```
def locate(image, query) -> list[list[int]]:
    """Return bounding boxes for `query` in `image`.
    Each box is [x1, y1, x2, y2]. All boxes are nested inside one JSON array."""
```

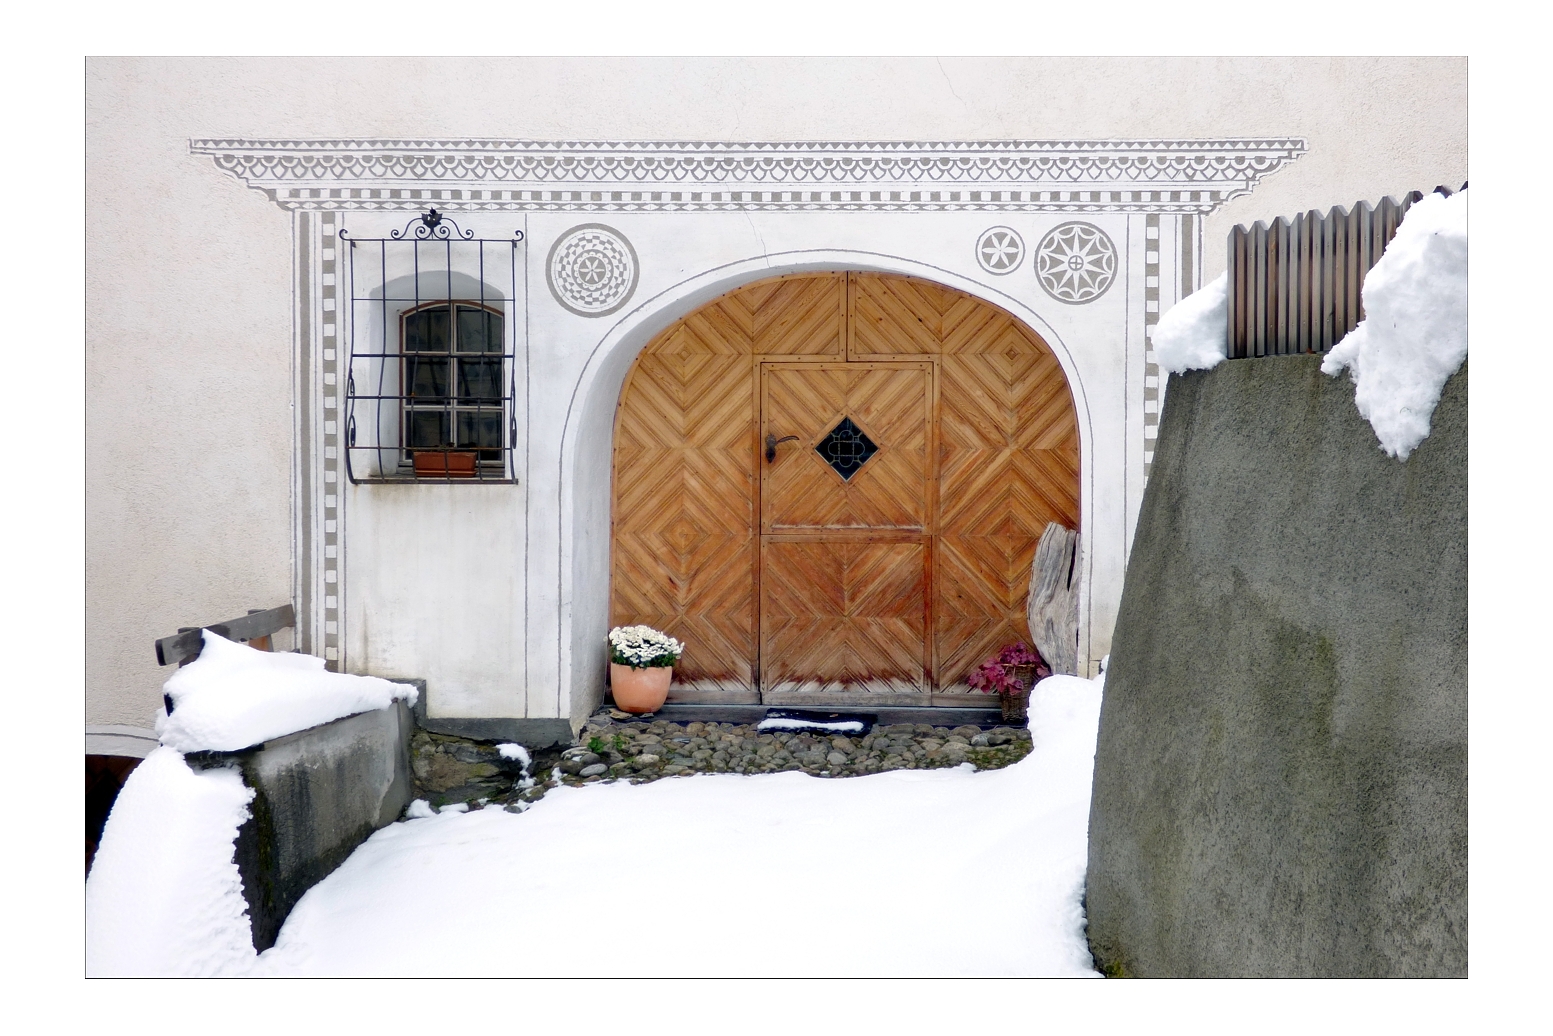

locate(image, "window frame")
[[397, 298, 509, 473]]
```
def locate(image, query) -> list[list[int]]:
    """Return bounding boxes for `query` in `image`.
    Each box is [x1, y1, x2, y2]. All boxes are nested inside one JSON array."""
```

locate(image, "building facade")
[[87, 58, 1467, 750]]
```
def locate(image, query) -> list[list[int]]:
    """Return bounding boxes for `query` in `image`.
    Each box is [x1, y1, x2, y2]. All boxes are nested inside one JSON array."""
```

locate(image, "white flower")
[[607, 625, 684, 667]]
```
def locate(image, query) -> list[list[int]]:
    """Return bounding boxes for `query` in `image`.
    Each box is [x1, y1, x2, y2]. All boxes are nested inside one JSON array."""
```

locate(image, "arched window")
[[400, 301, 505, 476], [341, 213, 521, 484]]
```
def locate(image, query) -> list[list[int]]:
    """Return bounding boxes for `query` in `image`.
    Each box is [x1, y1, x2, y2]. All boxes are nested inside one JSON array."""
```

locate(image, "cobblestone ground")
[[409, 711, 1033, 812]]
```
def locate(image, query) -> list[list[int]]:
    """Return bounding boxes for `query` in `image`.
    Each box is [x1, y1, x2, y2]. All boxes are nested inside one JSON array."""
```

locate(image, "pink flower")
[[966, 642, 1051, 694]]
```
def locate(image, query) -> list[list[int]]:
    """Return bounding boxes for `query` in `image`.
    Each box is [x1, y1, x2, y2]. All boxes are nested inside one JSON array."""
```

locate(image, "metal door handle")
[[765, 433, 800, 463]]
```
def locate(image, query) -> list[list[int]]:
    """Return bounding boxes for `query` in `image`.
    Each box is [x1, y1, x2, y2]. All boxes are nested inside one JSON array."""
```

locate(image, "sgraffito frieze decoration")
[[191, 138, 1305, 214], [975, 226, 1025, 275], [1035, 221, 1118, 304], [546, 223, 639, 317]]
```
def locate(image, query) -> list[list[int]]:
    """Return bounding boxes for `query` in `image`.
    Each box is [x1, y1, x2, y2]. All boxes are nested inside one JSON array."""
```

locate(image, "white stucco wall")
[[87, 57, 1466, 736]]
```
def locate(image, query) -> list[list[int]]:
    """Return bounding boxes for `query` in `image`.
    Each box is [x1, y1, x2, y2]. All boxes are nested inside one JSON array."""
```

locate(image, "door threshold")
[[597, 701, 1012, 730]]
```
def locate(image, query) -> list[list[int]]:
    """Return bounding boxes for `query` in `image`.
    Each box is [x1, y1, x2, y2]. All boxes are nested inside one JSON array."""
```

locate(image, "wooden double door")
[[611, 272, 1079, 706]]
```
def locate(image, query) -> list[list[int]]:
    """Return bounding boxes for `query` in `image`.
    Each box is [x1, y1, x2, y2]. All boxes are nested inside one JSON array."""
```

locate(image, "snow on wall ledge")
[[1154, 189, 1468, 461], [1153, 271, 1228, 375], [1322, 189, 1468, 459], [89, 700, 416, 973], [158, 631, 417, 753]]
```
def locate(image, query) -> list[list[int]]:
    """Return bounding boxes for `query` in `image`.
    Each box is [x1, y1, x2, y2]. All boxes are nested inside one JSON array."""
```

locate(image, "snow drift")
[[1155, 189, 1467, 461], [1322, 189, 1468, 460], [251, 673, 1105, 978], [86, 747, 259, 977], [88, 636, 423, 975], [89, 668, 1107, 977], [1154, 271, 1228, 374]]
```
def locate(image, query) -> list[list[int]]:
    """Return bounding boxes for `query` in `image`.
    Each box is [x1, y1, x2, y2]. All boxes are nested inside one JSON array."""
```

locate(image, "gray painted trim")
[[1142, 214, 1162, 478], [192, 137, 1307, 215], [87, 725, 159, 759], [295, 211, 313, 654], [1181, 213, 1195, 299], [522, 213, 532, 718], [403, 679, 574, 748]]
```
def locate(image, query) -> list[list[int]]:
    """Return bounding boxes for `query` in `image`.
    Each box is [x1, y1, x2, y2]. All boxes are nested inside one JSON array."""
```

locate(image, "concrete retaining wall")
[[188, 699, 414, 951], [1085, 355, 1466, 977]]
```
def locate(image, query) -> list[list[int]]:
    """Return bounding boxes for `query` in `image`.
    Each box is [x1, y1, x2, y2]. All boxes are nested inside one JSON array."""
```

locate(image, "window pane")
[[406, 357, 449, 399], [405, 307, 451, 352], [456, 307, 502, 353], [457, 409, 503, 450], [457, 359, 503, 401], [407, 409, 450, 449]]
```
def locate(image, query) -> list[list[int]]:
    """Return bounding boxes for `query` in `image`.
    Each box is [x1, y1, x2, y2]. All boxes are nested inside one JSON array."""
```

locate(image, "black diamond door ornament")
[[815, 417, 878, 480]]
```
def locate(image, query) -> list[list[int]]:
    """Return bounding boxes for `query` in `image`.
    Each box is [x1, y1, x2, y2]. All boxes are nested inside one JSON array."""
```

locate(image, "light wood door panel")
[[761, 363, 932, 532], [751, 273, 847, 356], [758, 360, 934, 700], [760, 539, 929, 703], [612, 271, 1079, 706], [611, 273, 846, 701], [850, 272, 951, 357], [850, 274, 1080, 695], [612, 309, 757, 698]]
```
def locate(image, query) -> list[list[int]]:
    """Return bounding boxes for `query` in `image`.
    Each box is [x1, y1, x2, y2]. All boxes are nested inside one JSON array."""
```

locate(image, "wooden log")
[[154, 604, 296, 666], [1026, 523, 1080, 676]]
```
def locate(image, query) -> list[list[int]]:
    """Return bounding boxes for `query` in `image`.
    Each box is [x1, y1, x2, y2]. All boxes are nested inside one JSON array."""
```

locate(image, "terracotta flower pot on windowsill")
[[610, 663, 672, 714], [413, 451, 478, 478]]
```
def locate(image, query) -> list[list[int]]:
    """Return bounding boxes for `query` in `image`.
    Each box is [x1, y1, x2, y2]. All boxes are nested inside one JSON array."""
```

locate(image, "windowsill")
[[347, 476, 518, 486]]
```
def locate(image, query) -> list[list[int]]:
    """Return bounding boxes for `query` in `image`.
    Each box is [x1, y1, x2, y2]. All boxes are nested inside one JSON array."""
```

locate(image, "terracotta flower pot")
[[413, 450, 478, 478], [610, 662, 672, 713]]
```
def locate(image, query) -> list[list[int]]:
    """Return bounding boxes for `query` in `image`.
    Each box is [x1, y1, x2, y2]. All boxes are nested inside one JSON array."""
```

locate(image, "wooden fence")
[[154, 603, 295, 667], [1226, 183, 1465, 359]]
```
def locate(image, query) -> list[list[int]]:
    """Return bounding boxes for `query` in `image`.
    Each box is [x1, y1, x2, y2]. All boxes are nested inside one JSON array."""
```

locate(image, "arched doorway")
[[610, 271, 1079, 707]]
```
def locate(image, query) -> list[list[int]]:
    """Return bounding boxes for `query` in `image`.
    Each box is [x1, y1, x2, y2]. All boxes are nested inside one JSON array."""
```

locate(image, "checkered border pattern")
[[1142, 215, 1162, 477], [320, 212, 341, 669]]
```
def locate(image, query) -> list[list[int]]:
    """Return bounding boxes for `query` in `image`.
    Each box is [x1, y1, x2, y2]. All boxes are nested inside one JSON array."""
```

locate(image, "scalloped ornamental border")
[[193, 138, 1305, 213]]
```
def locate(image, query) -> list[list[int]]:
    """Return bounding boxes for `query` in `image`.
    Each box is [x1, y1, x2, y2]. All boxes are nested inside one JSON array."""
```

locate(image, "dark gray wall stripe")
[[296, 211, 313, 655]]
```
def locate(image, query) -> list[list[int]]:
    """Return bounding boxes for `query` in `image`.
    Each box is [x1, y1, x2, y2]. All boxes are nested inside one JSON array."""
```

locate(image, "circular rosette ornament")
[[1034, 222, 1118, 304], [975, 226, 1025, 275], [547, 224, 640, 317]]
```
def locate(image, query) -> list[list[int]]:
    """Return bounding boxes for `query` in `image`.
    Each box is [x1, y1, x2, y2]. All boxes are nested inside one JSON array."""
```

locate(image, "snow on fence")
[[1226, 183, 1465, 359]]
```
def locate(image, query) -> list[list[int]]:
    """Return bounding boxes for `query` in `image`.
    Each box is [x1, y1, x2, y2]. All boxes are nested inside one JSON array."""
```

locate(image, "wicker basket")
[[999, 664, 1039, 724]]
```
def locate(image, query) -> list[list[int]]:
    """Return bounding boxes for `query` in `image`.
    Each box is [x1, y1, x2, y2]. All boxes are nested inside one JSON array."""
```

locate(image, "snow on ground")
[[248, 673, 1105, 978], [1155, 271, 1229, 374], [158, 630, 417, 753], [496, 742, 531, 768], [1323, 189, 1468, 460], [86, 747, 258, 977], [87, 668, 1104, 977]]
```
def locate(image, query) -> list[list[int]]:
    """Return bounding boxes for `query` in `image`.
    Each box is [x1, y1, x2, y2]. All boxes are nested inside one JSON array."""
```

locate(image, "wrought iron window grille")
[[340, 211, 524, 484], [816, 417, 878, 480]]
